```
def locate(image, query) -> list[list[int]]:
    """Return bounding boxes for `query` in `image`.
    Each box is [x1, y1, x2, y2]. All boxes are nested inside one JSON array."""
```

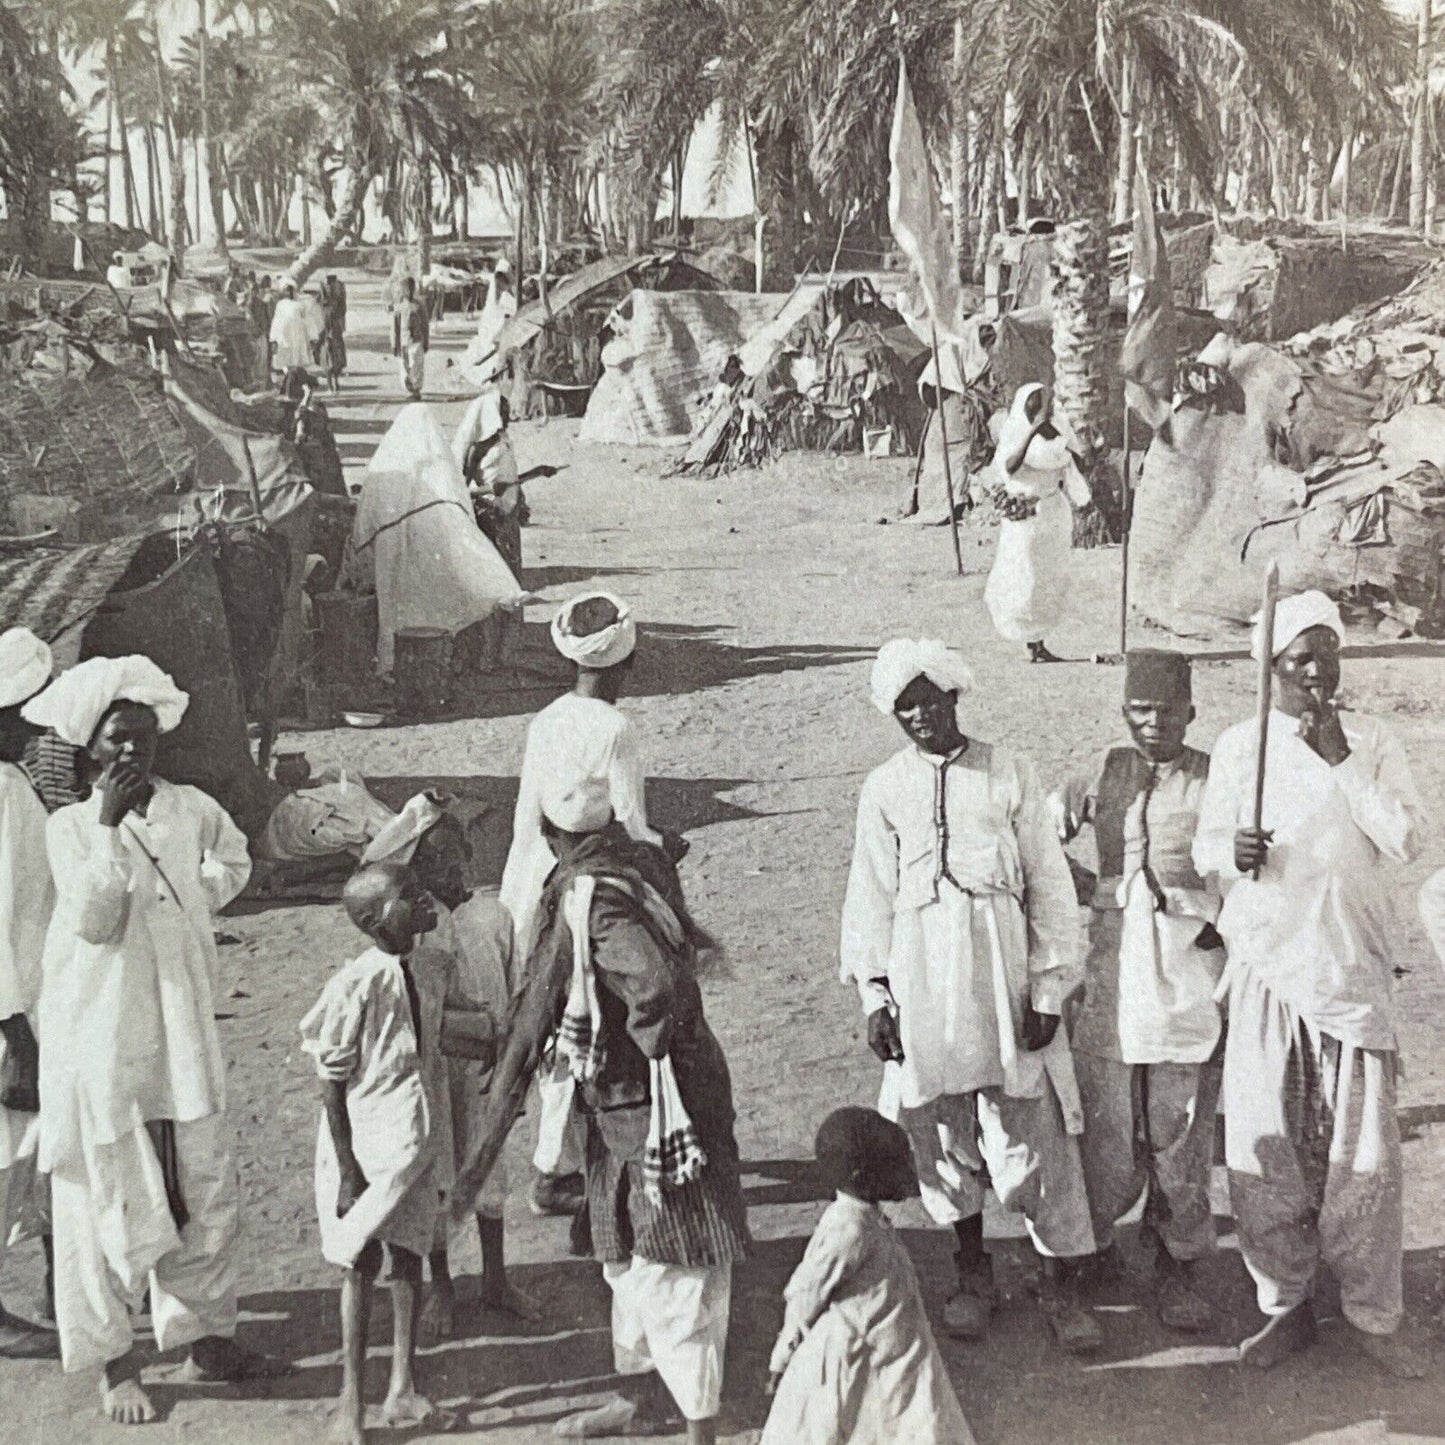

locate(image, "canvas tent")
[[0, 533, 281, 839], [456, 251, 722, 411], [677, 280, 930, 473], [1131, 338, 1445, 637], [580, 289, 826, 447]]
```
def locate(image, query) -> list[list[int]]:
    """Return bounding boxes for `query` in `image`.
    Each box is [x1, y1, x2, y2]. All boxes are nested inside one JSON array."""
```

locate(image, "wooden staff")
[[1119, 409, 1132, 655], [450, 937, 572, 1222], [931, 325, 964, 575], [1251, 560, 1281, 879]]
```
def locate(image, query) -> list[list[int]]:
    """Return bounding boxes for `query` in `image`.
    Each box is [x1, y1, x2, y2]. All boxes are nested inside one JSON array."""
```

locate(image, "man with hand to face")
[[841, 640, 1100, 1354], [1053, 651, 1224, 1332], [1193, 592, 1426, 1376], [22, 655, 285, 1423]]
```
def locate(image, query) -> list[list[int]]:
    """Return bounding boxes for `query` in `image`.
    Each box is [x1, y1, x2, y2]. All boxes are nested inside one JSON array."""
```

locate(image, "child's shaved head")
[[344, 862, 436, 954]]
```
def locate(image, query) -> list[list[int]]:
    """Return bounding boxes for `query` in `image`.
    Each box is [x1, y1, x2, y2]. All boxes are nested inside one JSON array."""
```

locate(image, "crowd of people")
[[0, 558, 1436, 1442]]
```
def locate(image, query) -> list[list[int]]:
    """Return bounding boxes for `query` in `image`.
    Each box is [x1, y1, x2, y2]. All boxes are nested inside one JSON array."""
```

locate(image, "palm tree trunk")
[[949, 21, 970, 277], [973, 145, 997, 284], [1112, 59, 1134, 226], [1389, 134, 1409, 218], [1411, 0, 1432, 230], [1052, 101, 1120, 547], [145, 126, 161, 238], [282, 156, 369, 289], [103, 82, 114, 225], [197, 0, 228, 258]]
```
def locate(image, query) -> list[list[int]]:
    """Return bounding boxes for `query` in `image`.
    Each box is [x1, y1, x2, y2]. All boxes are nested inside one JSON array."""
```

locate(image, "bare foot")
[[478, 1279, 541, 1323], [184, 1335, 292, 1382], [0, 1304, 56, 1359], [101, 1375, 157, 1426], [326, 1398, 366, 1445], [380, 1389, 459, 1431], [420, 1283, 456, 1344], [1350, 1325, 1428, 1379]]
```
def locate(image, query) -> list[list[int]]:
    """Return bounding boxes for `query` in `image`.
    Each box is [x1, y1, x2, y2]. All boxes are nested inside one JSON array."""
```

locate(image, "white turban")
[[361, 791, 447, 867], [551, 591, 637, 670], [870, 639, 975, 715], [539, 773, 614, 834], [1252, 589, 1344, 662], [21, 654, 189, 748], [0, 628, 52, 710]]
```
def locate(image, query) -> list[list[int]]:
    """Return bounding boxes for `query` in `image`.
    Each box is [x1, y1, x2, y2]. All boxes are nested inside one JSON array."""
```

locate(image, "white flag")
[[889, 58, 964, 345]]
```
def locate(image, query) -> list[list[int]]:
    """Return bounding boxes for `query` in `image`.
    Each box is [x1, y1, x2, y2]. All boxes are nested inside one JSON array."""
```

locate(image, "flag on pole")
[[889, 57, 965, 345], [1120, 162, 1176, 432]]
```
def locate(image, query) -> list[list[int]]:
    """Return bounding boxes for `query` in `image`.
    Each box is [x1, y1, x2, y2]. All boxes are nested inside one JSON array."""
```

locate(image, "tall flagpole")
[[1119, 408, 1131, 655], [932, 325, 964, 575]]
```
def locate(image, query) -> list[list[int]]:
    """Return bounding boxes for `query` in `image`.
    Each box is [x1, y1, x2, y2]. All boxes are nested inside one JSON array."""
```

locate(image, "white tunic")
[[499, 693, 661, 958], [269, 295, 320, 370], [983, 431, 1090, 644], [1192, 710, 1419, 1049], [300, 947, 435, 1265], [38, 780, 251, 1175], [1420, 866, 1445, 969], [840, 741, 1082, 1112], [0, 763, 52, 1171]]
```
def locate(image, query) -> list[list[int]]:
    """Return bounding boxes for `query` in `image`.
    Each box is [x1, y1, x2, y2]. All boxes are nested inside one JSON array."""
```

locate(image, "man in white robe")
[[0, 628, 57, 1357], [499, 592, 684, 1217], [269, 280, 320, 375], [841, 639, 1100, 1352], [1193, 591, 1425, 1377], [22, 655, 286, 1423]]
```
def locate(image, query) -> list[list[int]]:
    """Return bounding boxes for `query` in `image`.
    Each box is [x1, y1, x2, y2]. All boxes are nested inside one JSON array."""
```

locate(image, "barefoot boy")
[[301, 861, 495, 1442], [362, 794, 537, 1338]]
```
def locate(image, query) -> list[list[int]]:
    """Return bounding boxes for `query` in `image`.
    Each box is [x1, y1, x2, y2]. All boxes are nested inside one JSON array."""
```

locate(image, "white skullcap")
[[539, 773, 614, 834], [551, 591, 638, 670], [870, 639, 975, 715], [21, 654, 188, 747], [361, 791, 447, 867], [1252, 589, 1345, 662], [0, 628, 53, 710]]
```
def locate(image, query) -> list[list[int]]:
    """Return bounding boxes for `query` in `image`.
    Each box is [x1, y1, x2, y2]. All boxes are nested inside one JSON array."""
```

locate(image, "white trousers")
[[895, 1085, 1096, 1258], [532, 1050, 585, 1177], [51, 1114, 240, 1372], [604, 1257, 732, 1421], [398, 342, 426, 396]]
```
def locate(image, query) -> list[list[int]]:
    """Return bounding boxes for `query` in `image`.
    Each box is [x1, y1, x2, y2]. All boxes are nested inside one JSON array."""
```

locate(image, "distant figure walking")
[[393, 277, 430, 400], [983, 384, 1091, 664], [317, 274, 348, 391], [270, 280, 320, 378]]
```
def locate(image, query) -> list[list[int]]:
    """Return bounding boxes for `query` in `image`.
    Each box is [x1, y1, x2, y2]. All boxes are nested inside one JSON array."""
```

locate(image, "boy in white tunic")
[[23, 655, 285, 1423], [499, 592, 684, 1215], [842, 639, 1099, 1353], [1193, 591, 1425, 1377], [362, 793, 537, 1337], [301, 861, 495, 1444], [1053, 650, 1224, 1332], [0, 628, 57, 1358]]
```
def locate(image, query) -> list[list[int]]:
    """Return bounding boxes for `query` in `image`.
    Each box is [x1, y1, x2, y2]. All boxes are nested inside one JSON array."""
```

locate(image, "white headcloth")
[[0, 628, 53, 710], [870, 638, 975, 715], [1251, 589, 1344, 662], [361, 791, 448, 867], [551, 591, 637, 670], [539, 772, 614, 834], [22, 654, 188, 747]]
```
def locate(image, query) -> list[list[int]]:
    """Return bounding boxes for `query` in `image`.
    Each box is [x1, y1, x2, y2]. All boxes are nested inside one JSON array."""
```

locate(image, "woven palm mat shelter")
[[0, 533, 279, 837]]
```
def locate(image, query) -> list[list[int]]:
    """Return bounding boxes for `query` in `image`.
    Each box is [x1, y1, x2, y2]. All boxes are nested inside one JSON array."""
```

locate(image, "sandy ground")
[[3, 277, 1445, 1444]]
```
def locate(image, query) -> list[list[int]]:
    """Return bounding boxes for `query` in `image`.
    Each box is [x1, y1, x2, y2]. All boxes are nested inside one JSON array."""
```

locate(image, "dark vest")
[[1093, 745, 1210, 892]]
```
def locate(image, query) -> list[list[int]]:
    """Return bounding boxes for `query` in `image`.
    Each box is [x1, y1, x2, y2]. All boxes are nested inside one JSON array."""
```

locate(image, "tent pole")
[[1119, 408, 1131, 655], [931, 325, 963, 575], [904, 406, 931, 518]]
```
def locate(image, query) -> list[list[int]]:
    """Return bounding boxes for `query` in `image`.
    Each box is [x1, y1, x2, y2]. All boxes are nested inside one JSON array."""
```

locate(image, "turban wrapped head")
[[22, 654, 188, 748], [1252, 589, 1344, 662], [551, 591, 637, 671], [539, 772, 614, 835], [361, 791, 449, 867], [0, 628, 53, 710], [1124, 649, 1191, 705], [870, 638, 974, 715]]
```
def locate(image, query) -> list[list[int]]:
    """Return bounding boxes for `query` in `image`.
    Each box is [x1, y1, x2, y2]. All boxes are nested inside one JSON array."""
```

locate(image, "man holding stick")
[[1192, 590, 1425, 1376]]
